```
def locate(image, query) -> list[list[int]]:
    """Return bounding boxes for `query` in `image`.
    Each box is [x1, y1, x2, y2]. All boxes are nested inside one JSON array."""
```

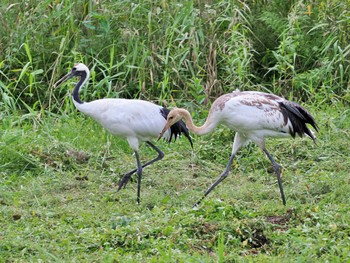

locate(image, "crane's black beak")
[[54, 71, 74, 88]]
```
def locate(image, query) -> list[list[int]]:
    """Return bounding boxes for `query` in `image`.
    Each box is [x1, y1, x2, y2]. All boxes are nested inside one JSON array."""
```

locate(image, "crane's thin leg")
[[134, 151, 142, 204], [262, 148, 286, 206], [193, 153, 236, 208], [193, 133, 246, 208], [117, 142, 164, 191]]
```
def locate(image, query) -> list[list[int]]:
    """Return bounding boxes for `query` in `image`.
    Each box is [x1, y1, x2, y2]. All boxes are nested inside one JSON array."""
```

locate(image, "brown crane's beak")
[[157, 122, 172, 141], [54, 71, 74, 88]]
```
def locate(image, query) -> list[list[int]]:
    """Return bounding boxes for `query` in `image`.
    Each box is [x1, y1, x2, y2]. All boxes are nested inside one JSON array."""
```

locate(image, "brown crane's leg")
[[192, 152, 236, 208], [193, 133, 286, 208], [262, 148, 286, 205], [193, 133, 246, 208]]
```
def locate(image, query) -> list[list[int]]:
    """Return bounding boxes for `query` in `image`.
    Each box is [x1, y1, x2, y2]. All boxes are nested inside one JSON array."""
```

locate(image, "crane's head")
[[157, 108, 185, 140], [54, 63, 90, 88]]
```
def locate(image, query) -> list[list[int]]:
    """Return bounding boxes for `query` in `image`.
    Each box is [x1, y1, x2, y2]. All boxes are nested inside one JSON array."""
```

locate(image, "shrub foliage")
[[0, 0, 349, 113]]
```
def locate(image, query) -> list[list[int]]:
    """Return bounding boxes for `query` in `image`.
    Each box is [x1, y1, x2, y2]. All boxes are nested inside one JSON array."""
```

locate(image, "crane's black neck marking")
[[72, 71, 87, 104]]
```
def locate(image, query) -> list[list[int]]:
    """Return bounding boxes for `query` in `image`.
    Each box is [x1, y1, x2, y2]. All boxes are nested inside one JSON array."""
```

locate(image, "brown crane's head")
[[158, 108, 185, 140]]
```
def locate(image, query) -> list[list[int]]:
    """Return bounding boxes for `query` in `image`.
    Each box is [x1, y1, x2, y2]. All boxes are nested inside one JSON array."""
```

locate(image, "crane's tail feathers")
[[305, 130, 317, 145], [279, 102, 319, 143], [160, 107, 193, 148], [169, 119, 193, 148]]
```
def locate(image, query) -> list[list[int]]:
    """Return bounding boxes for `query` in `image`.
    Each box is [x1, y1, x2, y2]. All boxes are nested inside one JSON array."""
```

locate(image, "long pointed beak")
[[54, 72, 73, 88], [157, 122, 172, 141]]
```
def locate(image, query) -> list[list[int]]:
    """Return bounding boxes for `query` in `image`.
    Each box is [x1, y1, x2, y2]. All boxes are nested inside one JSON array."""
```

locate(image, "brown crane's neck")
[[177, 108, 218, 136]]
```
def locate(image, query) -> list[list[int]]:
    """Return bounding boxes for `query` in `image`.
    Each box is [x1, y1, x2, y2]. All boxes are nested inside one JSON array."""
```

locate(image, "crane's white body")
[[204, 91, 297, 147], [75, 99, 170, 151]]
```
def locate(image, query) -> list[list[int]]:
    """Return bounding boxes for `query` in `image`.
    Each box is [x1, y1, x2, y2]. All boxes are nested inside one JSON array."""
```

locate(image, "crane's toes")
[[117, 173, 133, 191], [117, 180, 128, 191]]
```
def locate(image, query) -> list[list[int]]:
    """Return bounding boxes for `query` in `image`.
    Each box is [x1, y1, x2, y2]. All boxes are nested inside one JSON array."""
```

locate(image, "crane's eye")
[[169, 116, 174, 120], [72, 67, 77, 71]]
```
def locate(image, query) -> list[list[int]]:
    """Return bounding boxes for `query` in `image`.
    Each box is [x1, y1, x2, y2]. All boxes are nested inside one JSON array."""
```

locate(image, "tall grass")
[[0, 0, 349, 116], [248, 0, 350, 101]]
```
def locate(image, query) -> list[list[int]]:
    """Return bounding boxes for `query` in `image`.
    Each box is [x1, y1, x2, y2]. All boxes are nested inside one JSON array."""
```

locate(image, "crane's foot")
[[117, 172, 133, 191]]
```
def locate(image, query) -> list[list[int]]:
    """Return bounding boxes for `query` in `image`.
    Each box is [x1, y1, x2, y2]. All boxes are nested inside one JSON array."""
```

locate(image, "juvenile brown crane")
[[158, 90, 318, 207]]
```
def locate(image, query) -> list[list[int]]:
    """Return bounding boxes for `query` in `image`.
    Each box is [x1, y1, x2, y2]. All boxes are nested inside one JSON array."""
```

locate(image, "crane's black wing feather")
[[279, 101, 318, 143]]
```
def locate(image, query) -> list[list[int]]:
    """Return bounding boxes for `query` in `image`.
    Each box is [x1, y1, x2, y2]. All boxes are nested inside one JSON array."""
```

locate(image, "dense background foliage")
[[1, 0, 349, 115]]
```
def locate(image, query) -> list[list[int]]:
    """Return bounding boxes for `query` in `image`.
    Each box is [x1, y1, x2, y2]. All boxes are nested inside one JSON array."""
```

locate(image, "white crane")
[[158, 90, 318, 207], [54, 63, 193, 204]]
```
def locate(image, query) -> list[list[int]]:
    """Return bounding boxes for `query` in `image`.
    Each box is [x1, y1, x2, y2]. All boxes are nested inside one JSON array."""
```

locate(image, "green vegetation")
[[1, 0, 349, 261]]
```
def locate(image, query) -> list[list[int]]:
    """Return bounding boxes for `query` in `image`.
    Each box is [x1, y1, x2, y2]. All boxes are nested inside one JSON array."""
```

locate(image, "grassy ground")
[[0, 102, 349, 262]]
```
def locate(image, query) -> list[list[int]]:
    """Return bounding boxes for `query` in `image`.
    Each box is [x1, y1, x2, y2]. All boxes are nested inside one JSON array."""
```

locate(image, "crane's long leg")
[[134, 151, 142, 204], [117, 141, 164, 191], [262, 148, 286, 206], [193, 133, 246, 208], [192, 153, 236, 208]]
